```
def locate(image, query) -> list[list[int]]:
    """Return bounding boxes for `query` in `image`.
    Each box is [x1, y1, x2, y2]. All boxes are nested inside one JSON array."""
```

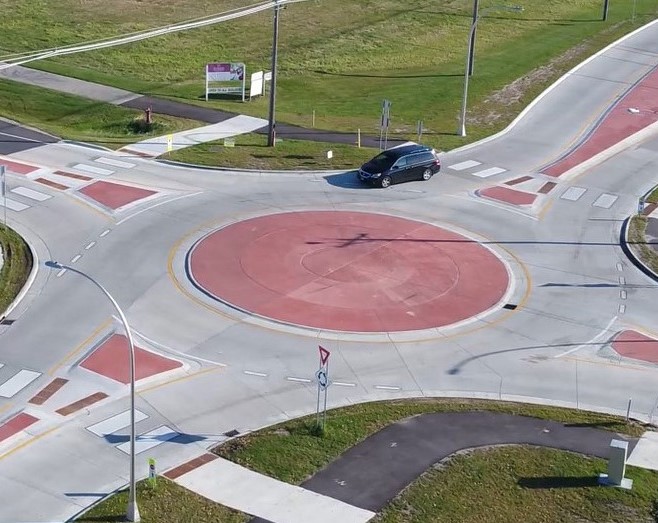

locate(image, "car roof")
[[385, 144, 431, 159]]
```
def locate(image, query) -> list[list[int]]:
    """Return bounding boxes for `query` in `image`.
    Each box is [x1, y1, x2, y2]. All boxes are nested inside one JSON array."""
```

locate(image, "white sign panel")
[[206, 63, 245, 82], [250, 71, 264, 98]]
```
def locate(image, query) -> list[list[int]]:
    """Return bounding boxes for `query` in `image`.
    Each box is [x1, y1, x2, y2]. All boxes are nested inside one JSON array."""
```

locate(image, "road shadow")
[[564, 421, 622, 430], [518, 476, 600, 489], [103, 431, 207, 445], [324, 171, 370, 189]]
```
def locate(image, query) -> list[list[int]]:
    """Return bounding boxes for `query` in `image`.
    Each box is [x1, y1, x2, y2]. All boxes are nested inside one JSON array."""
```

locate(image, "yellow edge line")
[[563, 355, 651, 372], [139, 366, 222, 395], [47, 319, 112, 376], [0, 403, 13, 416], [61, 191, 115, 222], [0, 425, 60, 462]]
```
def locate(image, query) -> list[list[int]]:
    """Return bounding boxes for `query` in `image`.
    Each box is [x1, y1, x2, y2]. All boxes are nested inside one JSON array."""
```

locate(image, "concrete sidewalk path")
[[171, 455, 375, 523], [118, 115, 267, 157]]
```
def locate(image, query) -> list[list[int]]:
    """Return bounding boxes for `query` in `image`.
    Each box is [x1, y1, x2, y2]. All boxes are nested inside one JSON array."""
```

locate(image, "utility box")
[[598, 439, 633, 489]]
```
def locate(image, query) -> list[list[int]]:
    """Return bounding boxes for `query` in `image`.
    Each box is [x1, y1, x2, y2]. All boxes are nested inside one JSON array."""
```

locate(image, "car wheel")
[[380, 176, 392, 188], [422, 168, 433, 181]]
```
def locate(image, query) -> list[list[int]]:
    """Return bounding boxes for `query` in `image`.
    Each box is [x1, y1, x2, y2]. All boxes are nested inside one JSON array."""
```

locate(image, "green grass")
[[168, 132, 379, 169], [1, 0, 657, 150], [646, 186, 658, 204], [629, 215, 658, 274], [373, 447, 658, 523], [76, 477, 248, 523], [0, 79, 202, 148], [214, 399, 646, 485], [0, 224, 33, 316]]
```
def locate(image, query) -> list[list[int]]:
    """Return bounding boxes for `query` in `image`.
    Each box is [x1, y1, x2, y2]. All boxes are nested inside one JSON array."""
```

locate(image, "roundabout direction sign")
[[316, 369, 329, 390]]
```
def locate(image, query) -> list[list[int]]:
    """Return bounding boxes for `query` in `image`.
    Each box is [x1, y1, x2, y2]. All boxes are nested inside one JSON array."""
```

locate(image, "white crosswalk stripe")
[[593, 193, 618, 209], [87, 410, 149, 437], [94, 157, 136, 169], [72, 164, 114, 176], [0, 370, 41, 398], [448, 160, 482, 171], [561, 187, 587, 201], [116, 425, 180, 454], [11, 186, 51, 201], [0, 198, 29, 211], [472, 167, 507, 178]]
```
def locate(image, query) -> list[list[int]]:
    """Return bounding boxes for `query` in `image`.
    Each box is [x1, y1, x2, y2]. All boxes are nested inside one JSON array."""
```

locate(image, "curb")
[[620, 211, 658, 284], [155, 158, 350, 176], [0, 226, 38, 321]]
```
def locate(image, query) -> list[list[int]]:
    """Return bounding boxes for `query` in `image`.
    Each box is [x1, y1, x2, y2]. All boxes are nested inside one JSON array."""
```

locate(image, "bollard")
[[626, 398, 632, 422], [357, 129, 361, 148]]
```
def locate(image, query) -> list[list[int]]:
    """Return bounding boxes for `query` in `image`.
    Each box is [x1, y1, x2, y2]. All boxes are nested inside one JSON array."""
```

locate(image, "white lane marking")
[[56, 269, 67, 278], [85, 242, 96, 250], [95, 157, 136, 169], [70, 254, 81, 264], [554, 316, 617, 358], [72, 163, 114, 176], [286, 377, 311, 383], [100, 229, 111, 237], [11, 187, 51, 201], [472, 167, 506, 178], [616, 263, 623, 272], [115, 191, 203, 226], [0, 130, 41, 143], [244, 370, 267, 377], [448, 160, 481, 171], [0, 198, 29, 212], [131, 327, 226, 367], [620, 290, 627, 300], [619, 304, 626, 314], [619, 276, 626, 285], [0, 364, 4, 370], [0, 370, 41, 398], [561, 187, 587, 201], [593, 193, 618, 209], [374, 385, 401, 391], [333, 382, 356, 387], [87, 410, 149, 437], [116, 425, 179, 454]]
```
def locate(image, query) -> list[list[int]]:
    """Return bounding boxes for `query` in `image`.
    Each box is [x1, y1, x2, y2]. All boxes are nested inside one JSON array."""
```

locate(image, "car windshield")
[[369, 151, 399, 169]]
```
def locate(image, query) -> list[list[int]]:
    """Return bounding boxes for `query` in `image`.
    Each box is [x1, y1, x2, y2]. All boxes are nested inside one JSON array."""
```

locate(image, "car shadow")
[[324, 171, 373, 189]]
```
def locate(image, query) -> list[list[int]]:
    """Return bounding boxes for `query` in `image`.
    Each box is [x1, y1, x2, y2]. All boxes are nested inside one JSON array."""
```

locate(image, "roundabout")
[[187, 211, 511, 333]]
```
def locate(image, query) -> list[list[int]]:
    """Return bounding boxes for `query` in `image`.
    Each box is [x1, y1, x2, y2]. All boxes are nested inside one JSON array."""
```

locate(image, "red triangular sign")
[[319, 345, 330, 365]]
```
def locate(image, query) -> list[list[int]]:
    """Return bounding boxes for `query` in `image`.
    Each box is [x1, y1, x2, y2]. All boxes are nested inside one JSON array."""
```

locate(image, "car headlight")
[[372, 172, 381, 177]]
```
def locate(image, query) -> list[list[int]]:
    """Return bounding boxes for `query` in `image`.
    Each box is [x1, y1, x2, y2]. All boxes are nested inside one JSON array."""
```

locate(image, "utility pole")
[[267, 0, 281, 147], [468, 0, 480, 76], [602, 0, 609, 21]]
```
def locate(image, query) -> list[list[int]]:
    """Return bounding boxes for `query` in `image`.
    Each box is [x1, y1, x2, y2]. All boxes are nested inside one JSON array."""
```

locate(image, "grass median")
[[0, 224, 33, 316], [1, 1, 657, 152], [628, 185, 658, 273], [167, 132, 379, 170]]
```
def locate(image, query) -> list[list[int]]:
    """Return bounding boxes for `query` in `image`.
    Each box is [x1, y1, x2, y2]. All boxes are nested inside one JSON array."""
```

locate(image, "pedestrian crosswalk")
[[0, 368, 42, 398], [85, 409, 180, 454]]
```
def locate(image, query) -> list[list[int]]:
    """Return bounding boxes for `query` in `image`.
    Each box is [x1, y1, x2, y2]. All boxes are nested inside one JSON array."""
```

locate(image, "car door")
[[390, 156, 409, 183], [403, 153, 424, 181]]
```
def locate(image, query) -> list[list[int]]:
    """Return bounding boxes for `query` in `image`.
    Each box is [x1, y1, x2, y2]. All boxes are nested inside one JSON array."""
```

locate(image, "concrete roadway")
[[0, 20, 658, 523]]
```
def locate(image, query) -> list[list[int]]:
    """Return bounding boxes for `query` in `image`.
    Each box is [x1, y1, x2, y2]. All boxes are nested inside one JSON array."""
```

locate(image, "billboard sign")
[[206, 62, 246, 101]]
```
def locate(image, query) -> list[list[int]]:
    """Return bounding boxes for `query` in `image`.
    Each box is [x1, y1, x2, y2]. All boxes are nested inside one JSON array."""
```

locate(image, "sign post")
[[315, 345, 331, 430], [148, 458, 157, 488], [1, 166, 6, 228], [166, 134, 173, 154], [379, 100, 391, 150]]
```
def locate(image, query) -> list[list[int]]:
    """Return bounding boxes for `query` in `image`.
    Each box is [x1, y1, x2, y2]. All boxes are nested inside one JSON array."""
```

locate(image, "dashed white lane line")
[[593, 193, 618, 209], [11, 186, 51, 201], [448, 160, 481, 171], [620, 290, 627, 300], [617, 263, 623, 272], [87, 410, 149, 437], [374, 385, 401, 391], [471, 167, 506, 178], [72, 163, 114, 176], [85, 242, 96, 250], [333, 382, 356, 387], [100, 229, 111, 237], [619, 276, 626, 285], [244, 370, 267, 377], [94, 157, 136, 169], [561, 187, 587, 201], [0, 370, 41, 398], [56, 269, 66, 278], [286, 377, 311, 383], [619, 304, 626, 314], [70, 254, 81, 264]]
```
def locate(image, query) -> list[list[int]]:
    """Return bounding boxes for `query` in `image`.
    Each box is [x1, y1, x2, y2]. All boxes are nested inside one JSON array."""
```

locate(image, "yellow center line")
[[139, 366, 223, 395], [0, 425, 61, 462]]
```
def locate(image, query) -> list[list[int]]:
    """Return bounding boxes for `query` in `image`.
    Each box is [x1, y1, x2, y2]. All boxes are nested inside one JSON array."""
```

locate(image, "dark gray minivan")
[[358, 144, 441, 188]]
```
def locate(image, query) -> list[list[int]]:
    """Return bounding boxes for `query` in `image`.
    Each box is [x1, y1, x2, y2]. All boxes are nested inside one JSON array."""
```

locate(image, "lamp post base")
[[126, 501, 141, 522]]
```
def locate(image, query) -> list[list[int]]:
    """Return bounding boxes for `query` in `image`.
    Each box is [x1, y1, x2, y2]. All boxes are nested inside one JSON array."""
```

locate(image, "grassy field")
[[0, 79, 201, 148], [373, 447, 658, 523], [76, 477, 248, 523], [1, 1, 657, 151], [215, 399, 645, 485], [0, 225, 33, 316], [168, 132, 379, 169]]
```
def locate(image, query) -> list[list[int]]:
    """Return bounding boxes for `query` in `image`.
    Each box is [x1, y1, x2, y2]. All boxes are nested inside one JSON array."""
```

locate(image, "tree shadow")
[[75, 515, 125, 522], [564, 421, 622, 429], [312, 69, 462, 79], [518, 476, 599, 489]]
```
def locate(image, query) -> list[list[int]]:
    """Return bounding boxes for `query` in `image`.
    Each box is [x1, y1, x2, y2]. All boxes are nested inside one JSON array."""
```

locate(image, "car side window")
[[393, 157, 408, 168], [414, 152, 433, 164]]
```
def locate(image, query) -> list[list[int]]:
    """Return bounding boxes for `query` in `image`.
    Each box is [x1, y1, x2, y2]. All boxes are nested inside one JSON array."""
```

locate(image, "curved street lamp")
[[45, 261, 140, 522], [458, 5, 524, 137]]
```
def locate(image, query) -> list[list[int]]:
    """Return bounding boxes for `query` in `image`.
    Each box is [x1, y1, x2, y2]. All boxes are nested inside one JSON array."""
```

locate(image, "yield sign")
[[319, 345, 330, 366]]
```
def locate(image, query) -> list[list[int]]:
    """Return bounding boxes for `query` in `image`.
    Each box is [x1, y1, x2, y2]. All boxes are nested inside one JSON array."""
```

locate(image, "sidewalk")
[[163, 412, 650, 523], [0, 65, 393, 148]]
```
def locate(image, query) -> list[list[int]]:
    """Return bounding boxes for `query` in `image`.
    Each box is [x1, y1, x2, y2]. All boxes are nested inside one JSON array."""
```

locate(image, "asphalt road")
[[0, 19, 658, 523], [0, 118, 58, 154]]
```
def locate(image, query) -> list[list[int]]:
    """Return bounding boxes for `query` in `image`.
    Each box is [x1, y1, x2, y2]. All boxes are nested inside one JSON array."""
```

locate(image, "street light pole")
[[267, 0, 281, 147], [458, 5, 523, 137], [603, 0, 610, 21], [44, 261, 140, 522], [468, 0, 480, 76]]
